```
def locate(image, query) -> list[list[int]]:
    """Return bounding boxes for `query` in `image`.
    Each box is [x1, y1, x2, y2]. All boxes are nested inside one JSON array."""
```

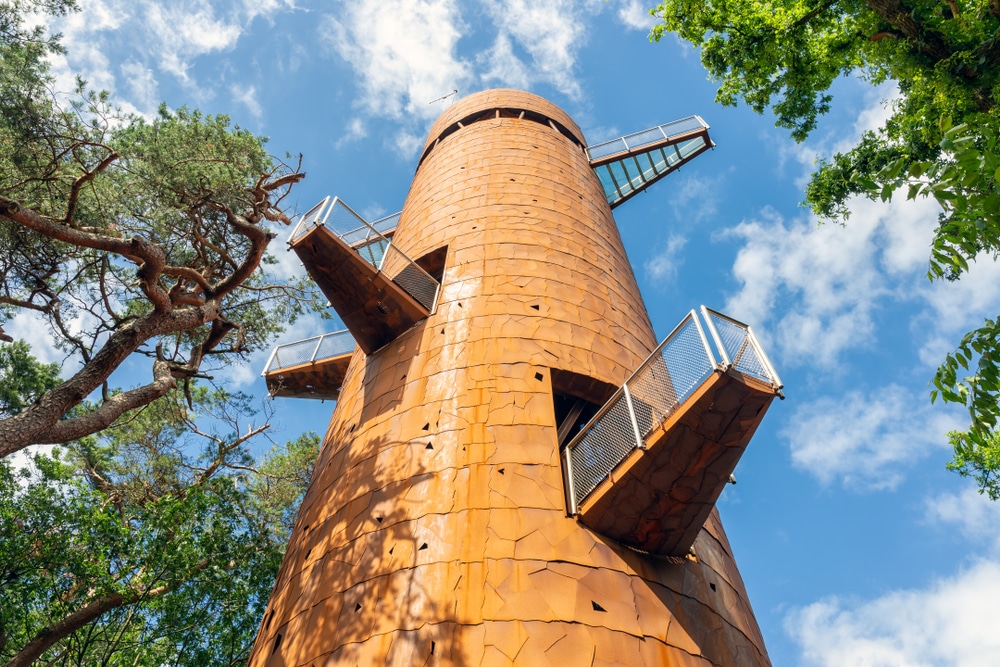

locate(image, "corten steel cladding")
[[250, 90, 771, 666]]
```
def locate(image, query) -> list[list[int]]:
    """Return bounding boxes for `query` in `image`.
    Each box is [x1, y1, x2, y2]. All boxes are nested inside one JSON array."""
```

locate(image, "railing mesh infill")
[[289, 196, 440, 312], [288, 197, 332, 244], [569, 393, 640, 502], [704, 311, 771, 384], [626, 317, 712, 439], [564, 306, 781, 511], [387, 245, 438, 311], [265, 330, 355, 374]]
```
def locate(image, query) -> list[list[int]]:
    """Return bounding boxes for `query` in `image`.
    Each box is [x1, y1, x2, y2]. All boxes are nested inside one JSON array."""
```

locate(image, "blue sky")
[[17, 0, 1000, 664]]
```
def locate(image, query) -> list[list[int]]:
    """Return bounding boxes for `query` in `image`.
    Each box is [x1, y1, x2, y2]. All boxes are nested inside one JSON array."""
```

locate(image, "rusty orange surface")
[[264, 352, 352, 401], [250, 89, 771, 667], [578, 370, 776, 557], [291, 223, 429, 355]]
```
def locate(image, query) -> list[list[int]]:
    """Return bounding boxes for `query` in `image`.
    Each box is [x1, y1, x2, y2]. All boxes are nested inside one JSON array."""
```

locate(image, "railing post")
[[700, 305, 730, 368], [746, 324, 784, 391], [261, 346, 279, 377], [622, 383, 645, 450], [690, 309, 718, 369], [563, 447, 578, 516], [310, 335, 323, 363]]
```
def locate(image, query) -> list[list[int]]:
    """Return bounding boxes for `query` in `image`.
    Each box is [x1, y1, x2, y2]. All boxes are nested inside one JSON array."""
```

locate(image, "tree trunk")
[[5, 594, 125, 667]]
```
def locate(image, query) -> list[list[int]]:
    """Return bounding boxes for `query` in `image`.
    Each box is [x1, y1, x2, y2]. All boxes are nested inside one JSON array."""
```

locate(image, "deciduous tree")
[[0, 384, 319, 666], [651, 0, 1000, 495]]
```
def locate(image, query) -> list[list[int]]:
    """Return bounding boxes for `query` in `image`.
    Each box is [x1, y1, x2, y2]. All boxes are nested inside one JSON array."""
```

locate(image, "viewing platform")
[[562, 307, 782, 556], [262, 329, 355, 400], [587, 116, 713, 209], [287, 197, 437, 355]]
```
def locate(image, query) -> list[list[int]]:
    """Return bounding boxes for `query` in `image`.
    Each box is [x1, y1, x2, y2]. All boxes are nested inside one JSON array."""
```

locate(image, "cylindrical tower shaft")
[[251, 90, 770, 666]]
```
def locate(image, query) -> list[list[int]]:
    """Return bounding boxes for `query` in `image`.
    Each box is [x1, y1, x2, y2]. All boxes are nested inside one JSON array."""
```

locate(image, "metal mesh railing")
[[341, 211, 400, 248], [262, 329, 356, 375], [563, 306, 781, 512], [586, 116, 709, 162], [385, 244, 439, 311], [701, 306, 781, 388], [288, 196, 439, 312], [288, 196, 334, 244]]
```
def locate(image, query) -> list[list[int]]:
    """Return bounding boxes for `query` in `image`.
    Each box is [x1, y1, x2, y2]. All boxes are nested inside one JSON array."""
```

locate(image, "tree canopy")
[[0, 384, 320, 666], [0, 0, 318, 457], [651, 0, 1000, 496]]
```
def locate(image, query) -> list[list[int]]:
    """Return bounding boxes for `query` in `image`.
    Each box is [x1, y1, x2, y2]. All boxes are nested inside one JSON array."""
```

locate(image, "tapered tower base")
[[250, 90, 770, 666]]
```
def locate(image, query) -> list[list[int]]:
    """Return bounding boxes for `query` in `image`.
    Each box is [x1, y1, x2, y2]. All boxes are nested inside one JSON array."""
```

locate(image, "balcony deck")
[[577, 368, 775, 556], [288, 198, 438, 355], [586, 117, 714, 209], [563, 307, 782, 556], [262, 330, 355, 400]]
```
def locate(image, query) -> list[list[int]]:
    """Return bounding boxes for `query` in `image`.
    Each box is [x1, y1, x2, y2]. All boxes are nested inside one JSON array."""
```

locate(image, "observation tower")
[[251, 89, 782, 666]]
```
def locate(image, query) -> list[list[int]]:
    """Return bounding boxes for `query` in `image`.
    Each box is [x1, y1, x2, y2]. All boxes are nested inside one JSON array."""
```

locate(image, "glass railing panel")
[[586, 116, 708, 162], [621, 126, 668, 151], [587, 137, 628, 161], [679, 137, 706, 158]]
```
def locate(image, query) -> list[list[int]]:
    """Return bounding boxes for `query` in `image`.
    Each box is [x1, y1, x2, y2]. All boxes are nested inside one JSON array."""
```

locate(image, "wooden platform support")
[[576, 369, 776, 556], [290, 224, 430, 355], [264, 352, 353, 400]]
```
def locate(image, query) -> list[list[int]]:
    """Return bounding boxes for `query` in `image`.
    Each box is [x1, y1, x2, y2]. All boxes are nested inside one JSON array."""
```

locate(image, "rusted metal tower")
[[252, 89, 782, 666]]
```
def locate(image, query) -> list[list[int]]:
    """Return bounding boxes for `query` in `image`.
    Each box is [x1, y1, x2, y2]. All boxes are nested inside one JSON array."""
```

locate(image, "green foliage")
[[0, 384, 319, 665], [652, 0, 1000, 494], [0, 0, 321, 454], [0, 340, 60, 416]]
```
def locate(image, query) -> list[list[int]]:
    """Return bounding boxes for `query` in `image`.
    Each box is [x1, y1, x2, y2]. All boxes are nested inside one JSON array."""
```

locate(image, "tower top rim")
[[421, 89, 586, 154]]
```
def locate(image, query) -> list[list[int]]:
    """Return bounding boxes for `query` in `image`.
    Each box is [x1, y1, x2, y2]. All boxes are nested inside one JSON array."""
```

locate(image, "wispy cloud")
[[49, 0, 300, 112], [320, 0, 472, 123], [481, 0, 596, 99], [924, 486, 1000, 551], [781, 384, 961, 490], [616, 0, 655, 31], [721, 194, 939, 368], [786, 559, 1000, 666], [230, 84, 263, 122], [644, 235, 686, 285]]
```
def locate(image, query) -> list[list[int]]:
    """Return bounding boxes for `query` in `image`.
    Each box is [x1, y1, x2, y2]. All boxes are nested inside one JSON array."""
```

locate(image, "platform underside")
[[264, 353, 352, 400], [291, 225, 429, 355], [578, 369, 775, 556]]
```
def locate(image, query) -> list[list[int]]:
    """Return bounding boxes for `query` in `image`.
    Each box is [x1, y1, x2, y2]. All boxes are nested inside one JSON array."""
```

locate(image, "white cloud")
[[781, 384, 961, 491], [644, 235, 686, 285], [120, 60, 159, 115], [336, 118, 368, 148], [722, 195, 939, 367], [924, 486, 1000, 550], [786, 559, 1000, 667], [478, 32, 532, 92], [143, 2, 243, 84], [321, 0, 472, 122], [48, 0, 301, 111], [482, 0, 595, 99], [669, 173, 722, 225], [230, 84, 263, 122], [2, 312, 63, 367], [915, 256, 1000, 367], [617, 0, 655, 31], [393, 130, 424, 159]]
